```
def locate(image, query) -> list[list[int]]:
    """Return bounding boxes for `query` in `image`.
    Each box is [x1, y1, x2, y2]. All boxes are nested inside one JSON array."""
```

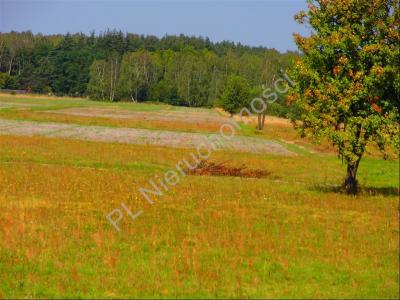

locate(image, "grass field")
[[0, 94, 398, 298]]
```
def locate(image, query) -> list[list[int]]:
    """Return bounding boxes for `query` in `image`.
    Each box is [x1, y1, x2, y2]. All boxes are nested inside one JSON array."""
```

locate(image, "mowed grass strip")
[[0, 109, 226, 134], [0, 135, 398, 298], [0, 94, 230, 134]]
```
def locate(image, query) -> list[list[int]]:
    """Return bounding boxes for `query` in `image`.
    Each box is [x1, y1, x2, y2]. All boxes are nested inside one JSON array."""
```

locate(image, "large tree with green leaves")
[[288, 0, 399, 193]]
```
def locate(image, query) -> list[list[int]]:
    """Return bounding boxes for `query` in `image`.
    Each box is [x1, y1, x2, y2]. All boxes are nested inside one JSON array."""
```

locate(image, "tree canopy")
[[218, 75, 252, 114], [288, 0, 399, 193]]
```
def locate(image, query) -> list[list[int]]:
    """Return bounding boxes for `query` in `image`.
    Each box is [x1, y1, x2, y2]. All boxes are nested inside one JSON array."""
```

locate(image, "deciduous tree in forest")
[[118, 50, 153, 102], [88, 54, 120, 101], [219, 75, 252, 115]]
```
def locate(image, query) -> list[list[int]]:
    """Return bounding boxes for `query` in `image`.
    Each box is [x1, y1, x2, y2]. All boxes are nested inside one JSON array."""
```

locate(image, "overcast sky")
[[0, 0, 309, 52]]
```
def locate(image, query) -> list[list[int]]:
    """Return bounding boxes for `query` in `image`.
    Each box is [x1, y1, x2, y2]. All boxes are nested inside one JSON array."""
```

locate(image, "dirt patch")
[[0, 119, 295, 155], [184, 160, 272, 178]]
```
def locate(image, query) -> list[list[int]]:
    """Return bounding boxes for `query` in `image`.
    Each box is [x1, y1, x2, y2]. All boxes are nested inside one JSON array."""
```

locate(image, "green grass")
[[0, 94, 217, 113], [0, 95, 169, 111]]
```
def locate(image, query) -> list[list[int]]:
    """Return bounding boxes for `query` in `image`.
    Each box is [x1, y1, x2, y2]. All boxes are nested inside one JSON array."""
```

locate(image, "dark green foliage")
[[0, 30, 297, 107], [218, 75, 252, 114], [0, 73, 12, 88]]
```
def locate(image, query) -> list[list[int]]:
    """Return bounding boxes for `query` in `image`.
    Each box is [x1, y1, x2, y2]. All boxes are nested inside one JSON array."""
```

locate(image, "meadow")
[[0, 94, 398, 298]]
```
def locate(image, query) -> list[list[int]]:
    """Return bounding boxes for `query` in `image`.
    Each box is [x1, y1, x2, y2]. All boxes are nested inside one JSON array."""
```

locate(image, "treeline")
[[0, 30, 298, 109]]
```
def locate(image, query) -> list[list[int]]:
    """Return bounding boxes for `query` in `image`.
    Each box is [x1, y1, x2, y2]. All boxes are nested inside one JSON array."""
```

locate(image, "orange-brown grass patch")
[[0, 135, 398, 298]]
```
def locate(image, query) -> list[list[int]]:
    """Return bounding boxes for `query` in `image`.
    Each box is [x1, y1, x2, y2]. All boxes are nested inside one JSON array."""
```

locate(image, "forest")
[[0, 30, 297, 110]]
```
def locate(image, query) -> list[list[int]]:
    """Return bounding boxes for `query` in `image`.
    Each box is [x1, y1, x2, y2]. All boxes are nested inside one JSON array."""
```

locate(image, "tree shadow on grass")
[[310, 184, 399, 196]]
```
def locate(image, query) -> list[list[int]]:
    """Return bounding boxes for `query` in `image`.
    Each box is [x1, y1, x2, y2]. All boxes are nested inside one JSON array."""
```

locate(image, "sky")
[[0, 0, 309, 52]]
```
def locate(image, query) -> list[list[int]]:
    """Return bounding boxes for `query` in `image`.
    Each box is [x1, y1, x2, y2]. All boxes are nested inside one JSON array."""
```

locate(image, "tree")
[[176, 51, 209, 107], [288, 0, 399, 194], [219, 75, 251, 115], [118, 50, 153, 102], [87, 54, 120, 101], [108, 54, 120, 101], [87, 59, 107, 100], [50, 34, 95, 96]]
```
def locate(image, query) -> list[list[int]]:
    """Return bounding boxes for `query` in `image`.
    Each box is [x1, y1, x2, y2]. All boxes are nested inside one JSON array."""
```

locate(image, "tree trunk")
[[8, 58, 13, 75], [257, 114, 262, 130], [261, 111, 266, 129], [343, 157, 361, 194], [256, 111, 266, 130]]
